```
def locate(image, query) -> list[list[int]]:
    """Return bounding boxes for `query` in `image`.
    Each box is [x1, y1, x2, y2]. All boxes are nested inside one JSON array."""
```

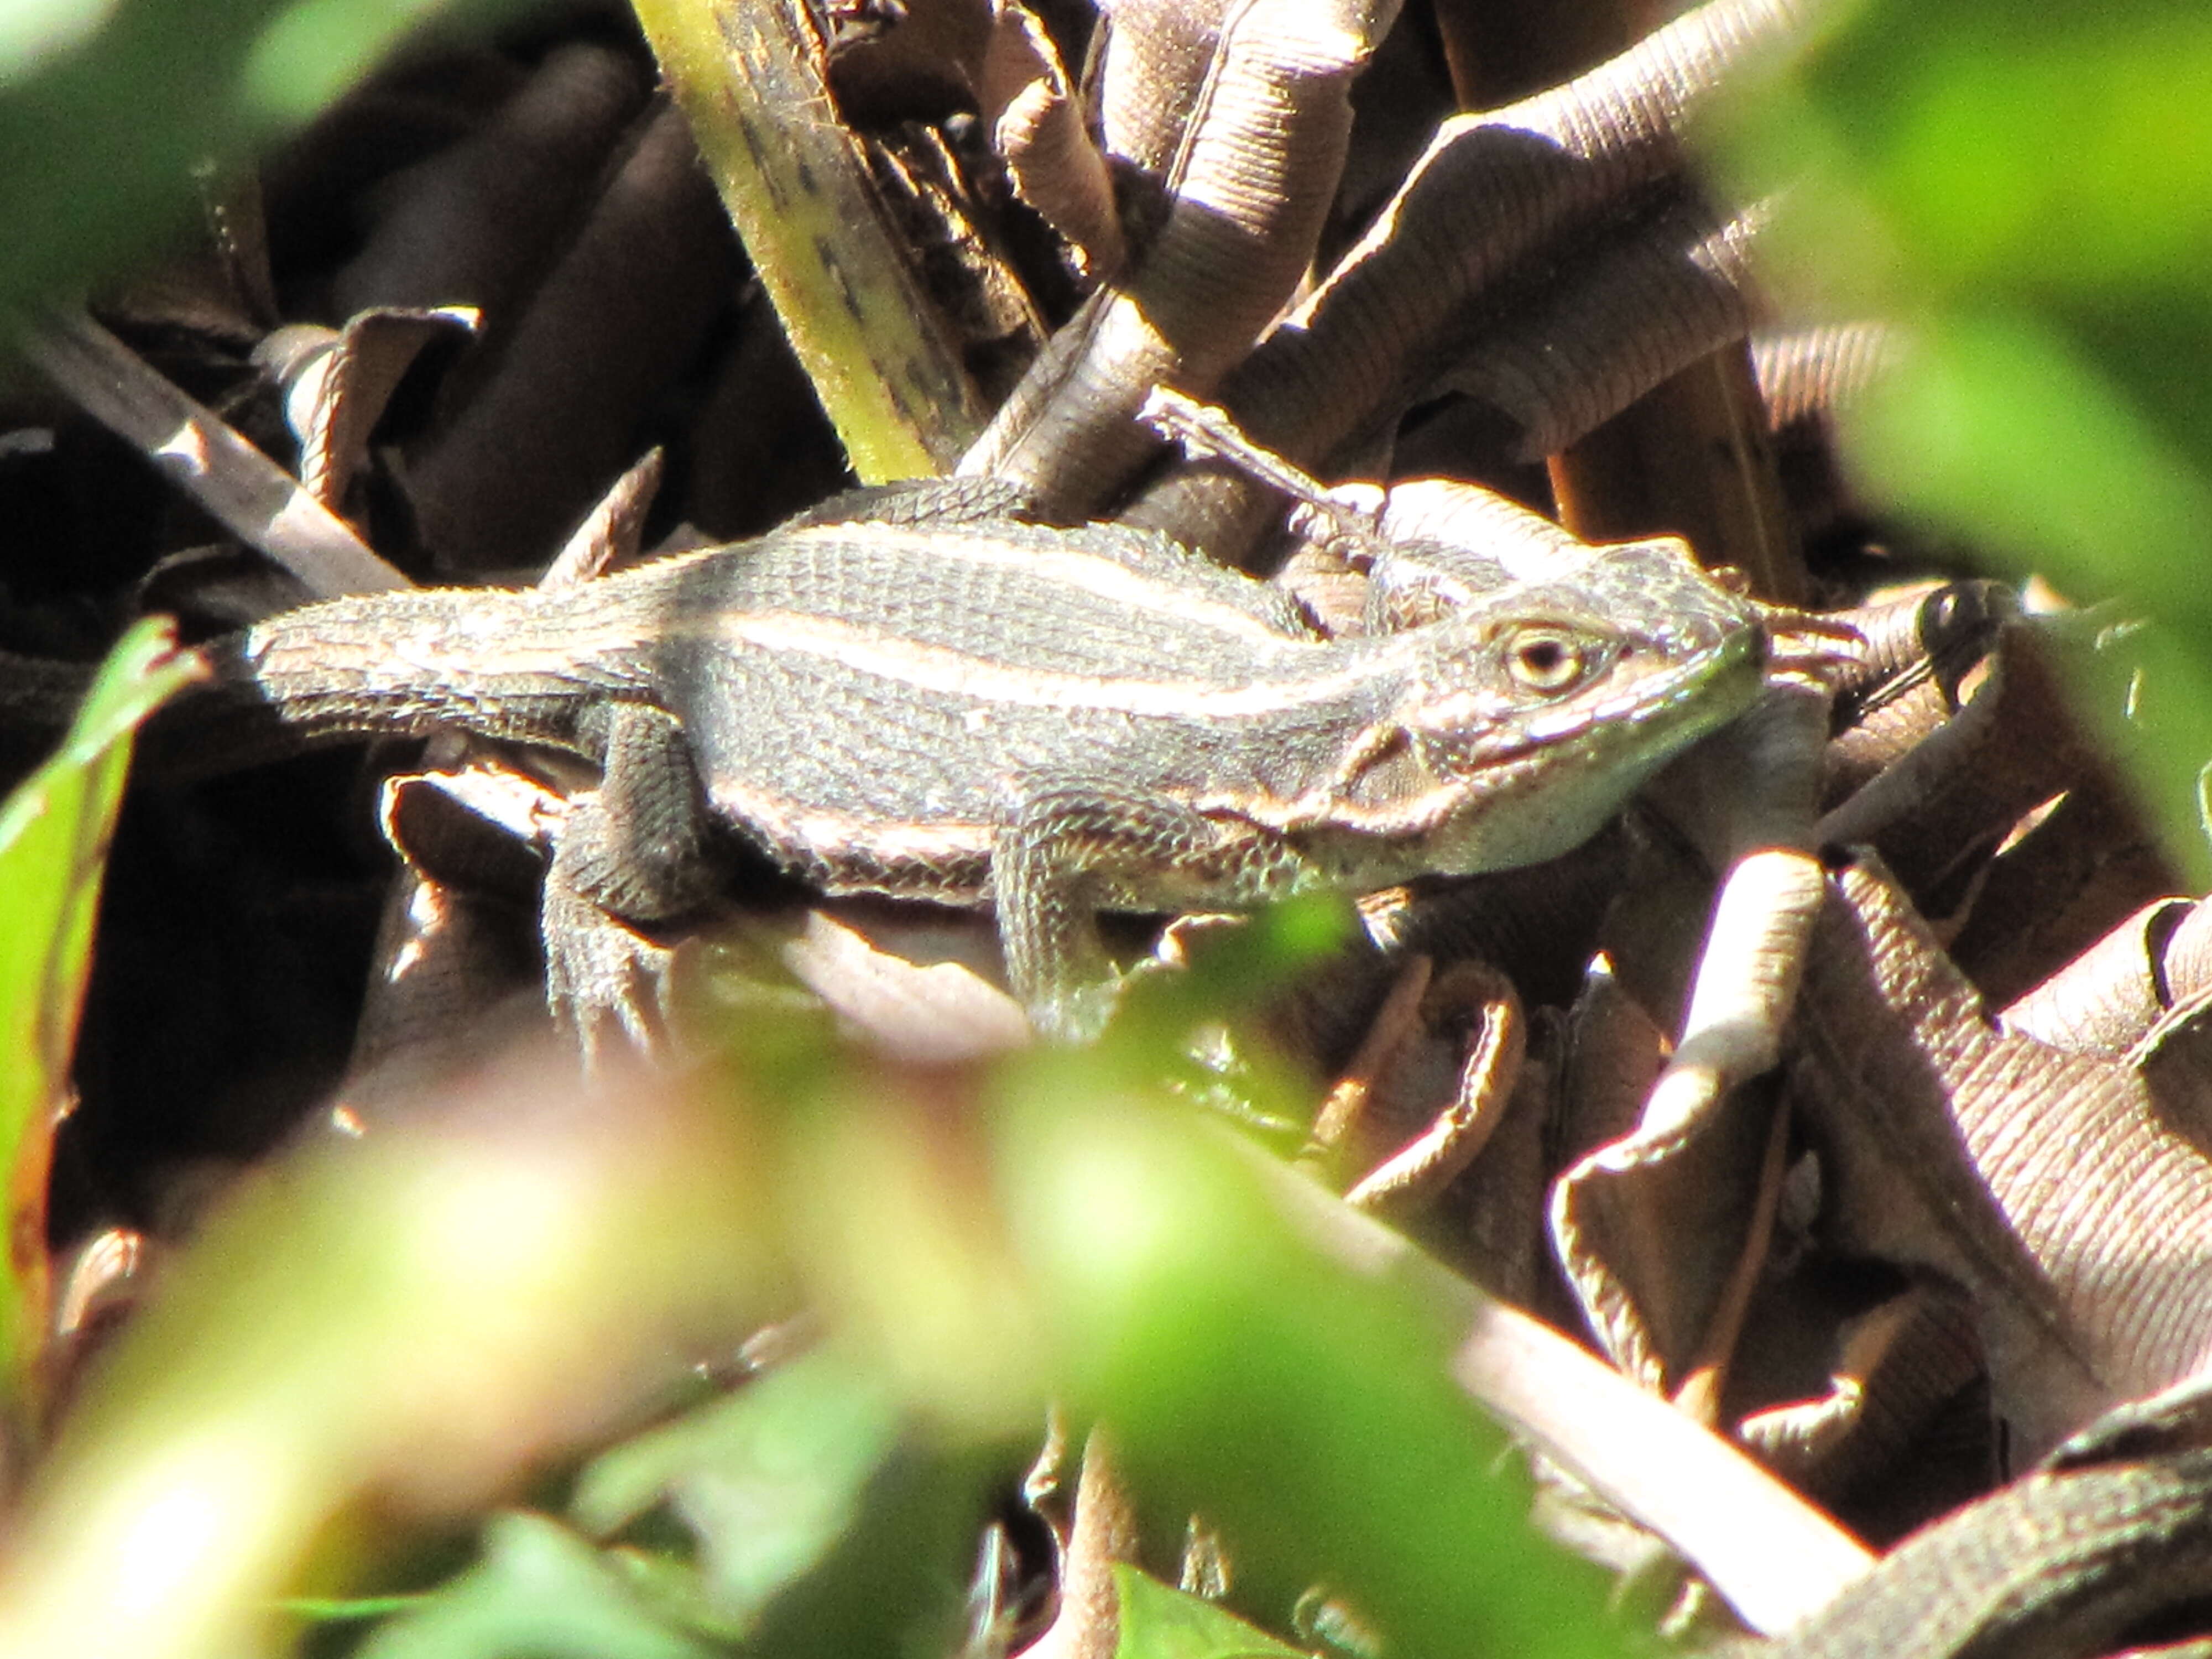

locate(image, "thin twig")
[[20, 306, 406, 597]]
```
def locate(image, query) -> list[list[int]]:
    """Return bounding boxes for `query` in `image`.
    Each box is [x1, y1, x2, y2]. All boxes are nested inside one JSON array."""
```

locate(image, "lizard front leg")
[[992, 776, 1292, 1042], [542, 699, 718, 1055]]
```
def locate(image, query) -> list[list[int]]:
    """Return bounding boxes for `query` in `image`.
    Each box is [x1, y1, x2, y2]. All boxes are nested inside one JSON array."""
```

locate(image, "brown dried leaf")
[[1550, 1015, 1787, 1395], [1342, 961, 1526, 1211], [1788, 854, 2212, 1458], [1820, 608, 2177, 1003], [1751, 324, 1903, 435], [1454, 193, 1762, 466], [544, 448, 664, 587], [1551, 689, 1829, 1395], [1737, 1281, 1986, 1520], [1999, 895, 2212, 1173], [1123, 0, 1804, 562], [778, 905, 1030, 1062], [332, 44, 652, 319], [1093, 0, 1242, 174], [1820, 581, 2012, 807], [402, 103, 738, 574], [2000, 898, 2195, 1061], [1436, 1012, 1561, 1306], [821, 0, 994, 125], [980, 2, 1125, 275], [1950, 781, 2182, 1013], [256, 305, 478, 514], [965, 0, 1380, 512], [1246, 1148, 1874, 1632], [1721, 1442, 2212, 1659], [20, 307, 405, 597]]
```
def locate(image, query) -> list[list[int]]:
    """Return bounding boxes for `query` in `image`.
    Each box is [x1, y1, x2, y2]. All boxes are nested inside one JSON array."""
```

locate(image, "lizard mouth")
[[1757, 606, 1865, 687]]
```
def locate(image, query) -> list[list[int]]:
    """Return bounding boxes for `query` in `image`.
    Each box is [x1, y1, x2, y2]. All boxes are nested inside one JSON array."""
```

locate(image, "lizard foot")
[[1026, 973, 1125, 1045], [541, 878, 681, 1065]]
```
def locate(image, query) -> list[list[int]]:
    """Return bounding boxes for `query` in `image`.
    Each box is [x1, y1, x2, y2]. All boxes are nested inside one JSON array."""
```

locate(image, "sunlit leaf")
[[997, 1086, 1621, 1659], [1802, 2, 2212, 301], [0, 1062, 768, 1659], [0, 0, 119, 80], [351, 1512, 714, 1659], [1111, 1567, 1307, 1659], [0, 617, 199, 1417], [573, 1348, 902, 1631]]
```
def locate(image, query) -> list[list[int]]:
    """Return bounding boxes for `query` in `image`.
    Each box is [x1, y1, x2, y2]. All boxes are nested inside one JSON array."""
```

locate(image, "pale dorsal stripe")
[[781, 523, 1309, 647], [712, 609, 1380, 718]]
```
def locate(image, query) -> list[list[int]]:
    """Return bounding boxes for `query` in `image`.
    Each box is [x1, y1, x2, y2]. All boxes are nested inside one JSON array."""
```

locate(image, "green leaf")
[[1111, 1567, 1307, 1659], [0, 0, 543, 315], [0, 1059, 767, 1659], [1801, 1, 2212, 302], [0, 617, 199, 1414], [573, 1348, 903, 1630], [351, 1513, 716, 1659], [1704, 0, 2212, 881], [276, 1594, 426, 1621], [998, 1090, 1623, 1659]]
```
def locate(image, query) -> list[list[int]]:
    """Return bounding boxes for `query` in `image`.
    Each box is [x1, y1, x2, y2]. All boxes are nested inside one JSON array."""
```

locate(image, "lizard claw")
[[541, 879, 681, 1066], [1026, 973, 1125, 1045]]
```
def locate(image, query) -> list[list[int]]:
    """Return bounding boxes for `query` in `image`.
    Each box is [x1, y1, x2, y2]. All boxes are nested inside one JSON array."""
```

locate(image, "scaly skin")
[[7, 497, 1767, 1040]]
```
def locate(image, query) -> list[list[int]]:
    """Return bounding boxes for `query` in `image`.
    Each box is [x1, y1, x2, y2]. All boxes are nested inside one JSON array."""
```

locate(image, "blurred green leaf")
[[0, 0, 542, 316], [1802, 2, 2212, 301], [351, 1512, 715, 1659], [242, 0, 465, 124], [573, 1348, 903, 1632], [278, 1594, 424, 1620], [1120, 894, 1353, 1040], [997, 1087, 1621, 1659], [0, 617, 198, 1417], [1111, 1567, 1307, 1659], [1705, 0, 2212, 880], [0, 1063, 769, 1659], [1848, 312, 2212, 595], [0, 0, 116, 80]]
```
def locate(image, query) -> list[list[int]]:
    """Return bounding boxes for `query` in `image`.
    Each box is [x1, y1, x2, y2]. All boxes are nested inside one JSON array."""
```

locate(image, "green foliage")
[[351, 1513, 717, 1659], [0, 618, 199, 1414], [1708, 0, 2212, 878], [0, 0, 538, 317], [995, 1078, 1623, 1659], [1110, 1567, 1308, 1659], [572, 1350, 904, 1634], [0, 1065, 768, 1659]]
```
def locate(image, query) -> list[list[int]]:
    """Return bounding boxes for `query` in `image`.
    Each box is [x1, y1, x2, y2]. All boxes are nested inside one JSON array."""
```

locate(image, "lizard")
[[6, 481, 1771, 1046]]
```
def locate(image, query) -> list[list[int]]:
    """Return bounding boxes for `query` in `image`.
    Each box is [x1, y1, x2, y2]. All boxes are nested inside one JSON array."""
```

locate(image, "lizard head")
[[1323, 538, 1768, 874]]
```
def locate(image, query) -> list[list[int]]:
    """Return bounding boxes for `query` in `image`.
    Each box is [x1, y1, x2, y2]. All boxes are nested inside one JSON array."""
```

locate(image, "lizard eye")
[[1503, 625, 1592, 695]]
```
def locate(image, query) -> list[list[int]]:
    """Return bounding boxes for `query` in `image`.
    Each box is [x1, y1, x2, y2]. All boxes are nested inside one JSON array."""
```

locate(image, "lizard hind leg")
[[991, 776, 1241, 1044], [542, 700, 720, 1058]]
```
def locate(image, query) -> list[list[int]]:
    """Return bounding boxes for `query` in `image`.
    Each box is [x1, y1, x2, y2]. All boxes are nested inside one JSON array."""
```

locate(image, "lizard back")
[[634, 517, 1394, 898]]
